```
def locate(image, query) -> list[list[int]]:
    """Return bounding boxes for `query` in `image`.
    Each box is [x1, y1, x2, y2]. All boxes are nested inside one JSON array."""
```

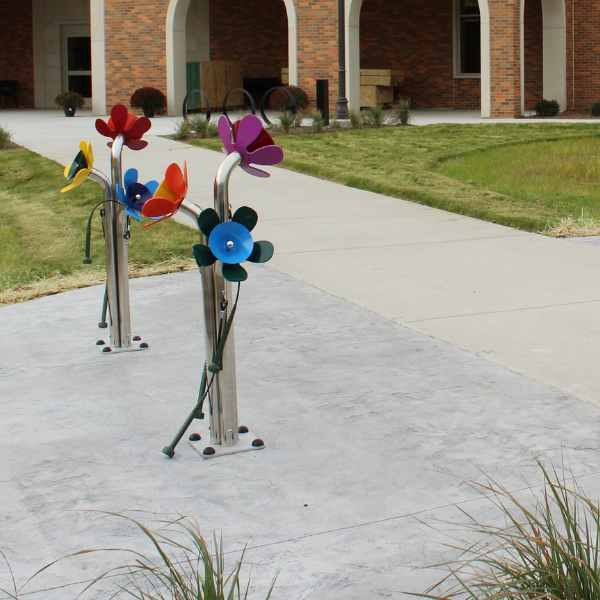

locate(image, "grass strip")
[[192, 121, 600, 232], [0, 147, 197, 302]]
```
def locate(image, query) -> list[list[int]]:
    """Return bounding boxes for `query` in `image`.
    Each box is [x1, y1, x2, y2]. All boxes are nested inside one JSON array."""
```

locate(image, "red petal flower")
[[95, 104, 151, 151]]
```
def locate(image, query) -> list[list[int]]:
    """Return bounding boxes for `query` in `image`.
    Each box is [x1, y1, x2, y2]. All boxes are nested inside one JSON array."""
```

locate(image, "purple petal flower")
[[218, 114, 283, 178]]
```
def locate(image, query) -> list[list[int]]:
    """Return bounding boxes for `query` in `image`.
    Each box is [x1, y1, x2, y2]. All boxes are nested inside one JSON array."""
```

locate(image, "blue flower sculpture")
[[193, 206, 274, 282], [116, 168, 159, 221]]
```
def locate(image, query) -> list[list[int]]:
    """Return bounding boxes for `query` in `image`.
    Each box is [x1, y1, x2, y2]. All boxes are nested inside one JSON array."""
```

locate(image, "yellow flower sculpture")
[[61, 140, 94, 193]]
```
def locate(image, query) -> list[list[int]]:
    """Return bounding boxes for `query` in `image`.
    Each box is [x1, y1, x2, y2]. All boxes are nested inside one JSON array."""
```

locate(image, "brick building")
[[0, 0, 592, 118]]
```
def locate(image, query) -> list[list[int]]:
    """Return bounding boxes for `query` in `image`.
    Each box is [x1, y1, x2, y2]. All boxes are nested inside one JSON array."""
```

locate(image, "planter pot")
[[142, 106, 155, 118], [63, 106, 76, 117]]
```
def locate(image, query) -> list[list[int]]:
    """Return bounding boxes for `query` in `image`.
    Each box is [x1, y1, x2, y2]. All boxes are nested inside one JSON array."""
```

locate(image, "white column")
[[479, 0, 491, 118], [166, 0, 192, 117], [541, 0, 567, 109], [90, 0, 107, 115], [346, 0, 364, 112]]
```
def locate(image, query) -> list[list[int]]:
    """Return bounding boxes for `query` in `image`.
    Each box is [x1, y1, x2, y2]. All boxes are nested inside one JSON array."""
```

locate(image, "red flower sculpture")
[[141, 161, 188, 227], [95, 104, 151, 151]]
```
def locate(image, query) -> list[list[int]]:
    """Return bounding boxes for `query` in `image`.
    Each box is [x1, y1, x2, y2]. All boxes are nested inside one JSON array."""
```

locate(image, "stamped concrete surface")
[[2, 267, 600, 599], [2, 109, 600, 598]]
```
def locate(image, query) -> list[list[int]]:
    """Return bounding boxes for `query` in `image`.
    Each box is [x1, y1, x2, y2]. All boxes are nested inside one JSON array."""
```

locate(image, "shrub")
[[392, 97, 411, 125], [207, 122, 219, 138], [189, 115, 209, 138], [363, 104, 386, 128], [534, 99, 560, 116], [81, 515, 279, 600], [415, 459, 600, 600], [130, 87, 167, 110], [348, 109, 363, 129], [53, 91, 85, 108], [277, 110, 294, 134], [591, 101, 600, 117], [268, 86, 309, 113], [0, 125, 12, 149], [309, 109, 325, 133], [173, 119, 193, 140]]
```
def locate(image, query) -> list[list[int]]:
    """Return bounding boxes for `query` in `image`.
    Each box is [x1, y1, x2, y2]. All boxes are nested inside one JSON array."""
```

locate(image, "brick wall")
[[360, 0, 480, 109], [104, 0, 170, 112], [0, 1, 34, 108], [209, 0, 288, 80], [489, 0, 521, 117], [572, 0, 600, 110], [295, 0, 339, 113], [523, 0, 543, 110]]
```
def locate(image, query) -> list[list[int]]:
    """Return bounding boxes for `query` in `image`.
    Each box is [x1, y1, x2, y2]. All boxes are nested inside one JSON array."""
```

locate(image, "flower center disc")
[[208, 222, 254, 264]]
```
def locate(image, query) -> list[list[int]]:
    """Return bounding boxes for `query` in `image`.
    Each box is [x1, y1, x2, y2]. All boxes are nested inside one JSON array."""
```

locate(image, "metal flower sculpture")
[[61, 140, 94, 193], [95, 104, 151, 151], [192, 206, 274, 282], [141, 161, 188, 227], [218, 114, 284, 177], [116, 168, 159, 222]]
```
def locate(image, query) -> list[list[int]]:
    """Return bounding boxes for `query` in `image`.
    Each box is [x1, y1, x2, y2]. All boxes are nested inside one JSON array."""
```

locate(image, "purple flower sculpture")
[[116, 168, 159, 221], [193, 205, 274, 282], [218, 114, 284, 178]]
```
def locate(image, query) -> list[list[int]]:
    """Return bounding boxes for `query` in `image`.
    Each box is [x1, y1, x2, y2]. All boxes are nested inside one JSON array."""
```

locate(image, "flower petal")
[[146, 180, 159, 195], [232, 206, 258, 232], [124, 168, 138, 189], [125, 139, 148, 151], [60, 169, 90, 193], [165, 163, 186, 198], [127, 116, 151, 140], [246, 145, 284, 167], [192, 244, 217, 267], [142, 196, 179, 218], [110, 104, 129, 130], [126, 207, 142, 222], [218, 116, 234, 152], [95, 118, 115, 139], [80, 141, 94, 169], [197, 208, 221, 238], [240, 163, 270, 178], [234, 114, 263, 148], [247, 240, 274, 263], [221, 263, 248, 282]]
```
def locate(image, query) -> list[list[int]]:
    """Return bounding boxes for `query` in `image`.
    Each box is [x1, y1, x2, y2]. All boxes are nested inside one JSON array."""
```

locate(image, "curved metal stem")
[[203, 151, 242, 447], [103, 134, 131, 348]]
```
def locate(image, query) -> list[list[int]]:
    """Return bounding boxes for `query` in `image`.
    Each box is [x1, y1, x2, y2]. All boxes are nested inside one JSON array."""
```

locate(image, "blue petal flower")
[[208, 222, 254, 264]]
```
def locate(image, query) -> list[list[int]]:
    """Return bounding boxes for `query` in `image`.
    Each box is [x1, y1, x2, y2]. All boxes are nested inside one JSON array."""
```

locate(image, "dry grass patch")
[[0, 257, 198, 307]]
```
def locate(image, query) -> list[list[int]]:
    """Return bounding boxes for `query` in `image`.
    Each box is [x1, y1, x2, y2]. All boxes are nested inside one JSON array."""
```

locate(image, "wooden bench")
[[360, 69, 404, 108], [0, 80, 18, 109]]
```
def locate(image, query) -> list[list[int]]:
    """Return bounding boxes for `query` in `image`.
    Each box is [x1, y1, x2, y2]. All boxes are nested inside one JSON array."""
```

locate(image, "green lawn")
[[0, 148, 196, 294], [192, 121, 600, 232]]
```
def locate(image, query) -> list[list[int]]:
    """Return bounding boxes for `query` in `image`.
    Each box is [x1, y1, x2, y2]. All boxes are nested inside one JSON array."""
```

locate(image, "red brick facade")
[[523, 0, 543, 110], [360, 0, 480, 109], [104, 0, 170, 110], [0, 2, 34, 108], [6, 0, 600, 117], [209, 0, 288, 81]]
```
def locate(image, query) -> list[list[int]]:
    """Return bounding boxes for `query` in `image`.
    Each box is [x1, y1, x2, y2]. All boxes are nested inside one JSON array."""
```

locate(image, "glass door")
[[62, 25, 92, 107]]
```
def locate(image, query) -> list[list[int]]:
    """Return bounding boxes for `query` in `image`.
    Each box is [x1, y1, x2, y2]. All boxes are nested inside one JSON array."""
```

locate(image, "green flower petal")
[[197, 208, 221, 238], [221, 263, 248, 282], [192, 244, 216, 267], [247, 240, 274, 263], [232, 206, 258, 232]]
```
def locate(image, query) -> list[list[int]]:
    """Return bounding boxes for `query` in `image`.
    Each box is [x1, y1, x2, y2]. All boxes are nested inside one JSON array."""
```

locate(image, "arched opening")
[[166, 0, 297, 117], [346, 0, 491, 117], [520, 0, 566, 114]]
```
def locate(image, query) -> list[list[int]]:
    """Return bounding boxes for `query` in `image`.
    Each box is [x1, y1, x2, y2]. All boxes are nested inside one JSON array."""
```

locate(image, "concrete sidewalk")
[[5, 107, 599, 406], [1, 108, 600, 599]]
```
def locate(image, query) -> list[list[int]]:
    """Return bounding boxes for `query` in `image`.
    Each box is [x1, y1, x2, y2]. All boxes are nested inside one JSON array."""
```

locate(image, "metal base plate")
[[95, 338, 149, 354], [188, 427, 265, 459]]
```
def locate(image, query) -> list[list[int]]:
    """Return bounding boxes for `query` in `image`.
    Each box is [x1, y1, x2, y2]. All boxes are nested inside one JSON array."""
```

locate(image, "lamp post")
[[336, 0, 349, 119]]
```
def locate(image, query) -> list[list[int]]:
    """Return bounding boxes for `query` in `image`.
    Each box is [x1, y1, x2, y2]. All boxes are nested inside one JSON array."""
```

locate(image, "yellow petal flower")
[[154, 178, 179, 203], [80, 140, 93, 169], [61, 168, 91, 193]]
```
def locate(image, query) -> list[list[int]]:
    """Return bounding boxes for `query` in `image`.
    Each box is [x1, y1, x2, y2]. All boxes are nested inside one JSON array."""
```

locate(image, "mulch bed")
[[521, 110, 600, 119]]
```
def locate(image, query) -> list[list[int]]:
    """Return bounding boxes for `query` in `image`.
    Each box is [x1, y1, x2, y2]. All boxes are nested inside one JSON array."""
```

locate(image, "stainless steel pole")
[[203, 152, 242, 447], [106, 134, 131, 348]]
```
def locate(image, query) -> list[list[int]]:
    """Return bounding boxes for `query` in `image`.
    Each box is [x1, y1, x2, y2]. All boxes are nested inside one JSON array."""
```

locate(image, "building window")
[[455, 0, 481, 76]]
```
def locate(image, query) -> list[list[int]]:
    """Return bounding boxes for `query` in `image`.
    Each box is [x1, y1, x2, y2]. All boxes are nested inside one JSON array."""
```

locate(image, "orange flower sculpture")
[[95, 104, 151, 151], [141, 161, 188, 227]]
